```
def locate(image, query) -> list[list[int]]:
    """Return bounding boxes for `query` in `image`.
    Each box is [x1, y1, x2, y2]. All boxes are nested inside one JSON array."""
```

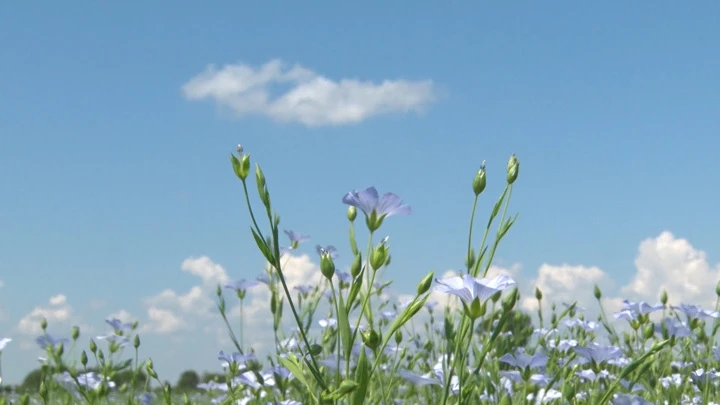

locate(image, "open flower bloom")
[[342, 187, 411, 231], [434, 274, 517, 306]]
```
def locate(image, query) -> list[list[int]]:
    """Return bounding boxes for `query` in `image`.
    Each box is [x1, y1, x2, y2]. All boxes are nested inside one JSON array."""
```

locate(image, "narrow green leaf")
[[250, 228, 275, 267], [277, 356, 317, 402], [351, 346, 370, 405], [337, 292, 352, 362]]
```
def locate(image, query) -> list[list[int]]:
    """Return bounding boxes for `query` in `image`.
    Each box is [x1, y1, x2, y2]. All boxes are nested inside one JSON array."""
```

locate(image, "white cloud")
[[622, 231, 720, 308], [520, 264, 613, 313], [144, 307, 186, 335], [181, 256, 230, 287], [519, 231, 720, 324], [17, 294, 74, 336], [182, 59, 437, 127]]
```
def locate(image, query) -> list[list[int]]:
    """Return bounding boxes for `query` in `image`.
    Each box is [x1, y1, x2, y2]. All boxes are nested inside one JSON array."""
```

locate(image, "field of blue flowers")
[[2, 148, 719, 404]]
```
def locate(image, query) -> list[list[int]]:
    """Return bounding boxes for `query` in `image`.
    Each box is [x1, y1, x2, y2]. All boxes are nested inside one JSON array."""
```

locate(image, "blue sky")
[[1, 1, 719, 385]]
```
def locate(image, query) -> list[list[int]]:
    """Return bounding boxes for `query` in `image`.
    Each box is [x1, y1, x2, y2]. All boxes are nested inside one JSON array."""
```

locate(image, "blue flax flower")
[[342, 187, 411, 231], [435, 273, 516, 318]]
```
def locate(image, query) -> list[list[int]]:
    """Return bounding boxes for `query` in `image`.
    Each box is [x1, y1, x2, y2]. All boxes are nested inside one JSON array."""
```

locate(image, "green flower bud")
[[40, 318, 47, 331], [417, 271, 434, 295], [80, 350, 88, 366], [55, 343, 64, 358], [506, 154, 519, 184], [255, 164, 270, 207], [660, 289, 668, 305], [309, 344, 323, 357], [370, 241, 389, 271], [643, 323, 655, 340], [472, 162, 487, 196], [89, 339, 97, 354], [347, 206, 357, 222], [466, 249, 476, 270], [594, 284, 602, 300], [39, 381, 48, 402], [502, 288, 519, 312], [395, 330, 403, 345], [535, 287, 543, 301], [216, 284, 222, 297], [362, 329, 381, 350], [320, 251, 336, 280], [72, 326, 80, 341], [335, 379, 359, 397], [350, 253, 362, 278], [230, 153, 251, 181]]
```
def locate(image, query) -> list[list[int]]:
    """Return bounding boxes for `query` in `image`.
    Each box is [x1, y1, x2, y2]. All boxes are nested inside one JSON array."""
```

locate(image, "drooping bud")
[[417, 271, 434, 295], [506, 154, 519, 185], [472, 161, 487, 196]]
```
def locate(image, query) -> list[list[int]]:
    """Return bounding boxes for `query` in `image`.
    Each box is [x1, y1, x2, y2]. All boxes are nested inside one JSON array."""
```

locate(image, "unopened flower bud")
[[417, 271, 434, 295], [72, 326, 80, 341], [643, 323, 655, 340], [134, 335, 141, 349], [506, 154, 519, 185], [347, 206, 357, 222], [55, 343, 64, 358], [472, 162, 487, 196], [320, 251, 336, 280], [350, 253, 362, 278], [535, 287, 543, 301], [395, 330, 402, 345], [593, 284, 602, 300], [362, 329, 380, 350], [466, 249, 476, 270], [309, 344, 323, 357], [502, 288, 519, 312], [40, 318, 47, 331], [660, 289, 668, 305], [216, 284, 222, 297], [80, 350, 88, 366], [89, 339, 97, 354], [370, 242, 389, 271]]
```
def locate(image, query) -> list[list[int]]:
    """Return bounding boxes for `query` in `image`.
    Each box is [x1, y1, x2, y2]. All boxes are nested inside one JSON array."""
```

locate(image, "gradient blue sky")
[[1, 1, 719, 385]]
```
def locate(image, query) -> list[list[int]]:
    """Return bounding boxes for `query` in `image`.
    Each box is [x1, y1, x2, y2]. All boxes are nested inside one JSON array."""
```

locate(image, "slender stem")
[[240, 298, 245, 350], [466, 195, 479, 272]]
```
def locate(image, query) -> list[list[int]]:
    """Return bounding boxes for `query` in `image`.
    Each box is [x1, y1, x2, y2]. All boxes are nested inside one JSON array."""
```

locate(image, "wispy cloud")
[[182, 59, 437, 127]]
